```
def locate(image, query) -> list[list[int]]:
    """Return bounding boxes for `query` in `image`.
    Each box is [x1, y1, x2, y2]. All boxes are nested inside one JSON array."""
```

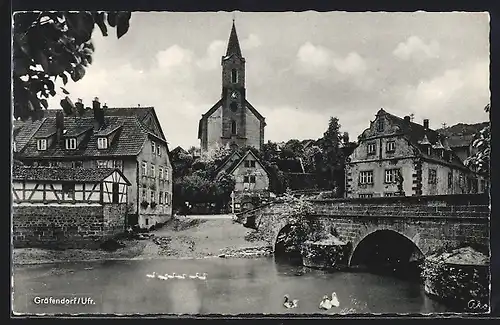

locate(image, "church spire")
[[225, 20, 242, 57]]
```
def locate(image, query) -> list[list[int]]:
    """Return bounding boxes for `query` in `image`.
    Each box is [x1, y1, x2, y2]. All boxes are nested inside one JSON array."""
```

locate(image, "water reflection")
[[13, 257, 450, 315]]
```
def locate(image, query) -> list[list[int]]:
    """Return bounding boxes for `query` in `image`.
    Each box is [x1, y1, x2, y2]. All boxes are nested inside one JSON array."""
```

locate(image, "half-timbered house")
[[12, 165, 131, 248]]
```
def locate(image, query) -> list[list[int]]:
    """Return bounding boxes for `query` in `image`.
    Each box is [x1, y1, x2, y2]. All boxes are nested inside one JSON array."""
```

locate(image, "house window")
[[250, 175, 256, 183], [385, 169, 399, 183], [151, 141, 156, 155], [151, 165, 156, 178], [386, 141, 396, 153], [37, 139, 47, 151], [448, 172, 453, 188], [97, 160, 108, 168], [367, 143, 376, 155], [141, 161, 148, 176], [150, 190, 155, 203], [113, 160, 123, 171], [157, 144, 161, 156], [145, 218, 149, 226], [165, 192, 168, 205], [62, 183, 75, 200], [250, 161, 256, 167], [231, 69, 238, 83], [159, 191, 163, 204], [359, 171, 374, 184], [231, 120, 237, 135], [244, 176, 249, 183], [244, 160, 250, 167], [66, 138, 77, 150], [142, 187, 147, 199], [112, 183, 119, 203], [427, 147, 431, 155], [428, 168, 437, 184], [377, 118, 384, 132], [359, 193, 373, 198], [97, 137, 108, 149], [159, 167, 164, 180], [165, 168, 169, 182]]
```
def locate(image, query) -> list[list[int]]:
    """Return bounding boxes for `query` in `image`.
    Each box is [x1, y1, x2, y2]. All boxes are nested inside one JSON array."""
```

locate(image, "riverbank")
[[13, 216, 272, 265]]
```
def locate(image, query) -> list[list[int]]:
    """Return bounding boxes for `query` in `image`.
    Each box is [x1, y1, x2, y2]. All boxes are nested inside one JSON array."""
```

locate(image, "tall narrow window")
[[37, 139, 47, 151], [448, 172, 453, 188], [231, 69, 238, 83], [112, 183, 119, 203], [66, 138, 77, 150], [151, 165, 156, 178], [141, 162, 148, 176], [231, 120, 237, 135], [151, 141, 156, 155], [377, 118, 384, 132], [428, 169, 437, 185], [97, 137, 108, 149], [157, 144, 161, 156]]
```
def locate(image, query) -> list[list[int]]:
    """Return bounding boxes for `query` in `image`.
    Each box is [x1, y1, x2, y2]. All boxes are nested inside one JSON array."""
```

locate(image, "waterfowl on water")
[[146, 272, 156, 278], [283, 295, 299, 309], [330, 292, 340, 307], [189, 273, 200, 279], [319, 295, 333, 310], [197, 273, 208, 280], [157, 274, 168, 280], [166, 273, 175, 279], [175, 273, 187, 279]]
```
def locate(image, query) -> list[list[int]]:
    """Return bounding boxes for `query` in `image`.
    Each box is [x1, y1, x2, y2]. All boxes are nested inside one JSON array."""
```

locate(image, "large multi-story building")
[[345, 109, 487, 198], [198, 21, 266, 153], [13, 99, 173, 229]]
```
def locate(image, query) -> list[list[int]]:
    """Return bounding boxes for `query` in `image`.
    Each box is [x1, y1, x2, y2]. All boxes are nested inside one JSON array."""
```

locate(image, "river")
[[12, 257, 451, 315]]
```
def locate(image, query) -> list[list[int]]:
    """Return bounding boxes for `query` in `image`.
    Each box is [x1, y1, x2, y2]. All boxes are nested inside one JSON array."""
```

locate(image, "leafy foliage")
[[465, 104, 490, 176], [13, 11, 132, 120]]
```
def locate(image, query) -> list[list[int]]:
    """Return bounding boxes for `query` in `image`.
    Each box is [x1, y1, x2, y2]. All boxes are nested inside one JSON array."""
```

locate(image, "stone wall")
[[13, 204, 127, 249], [235, 194, 490, 264]]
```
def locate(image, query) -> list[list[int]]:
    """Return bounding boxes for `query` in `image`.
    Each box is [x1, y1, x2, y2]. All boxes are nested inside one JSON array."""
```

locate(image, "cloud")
[[196, 40, 226, 70], [399, 60, 489, 126], [156, 45, 194, 70], [295, 42, 367, 78], [393, 36, 440, 61], [241, 34, 262, 50]]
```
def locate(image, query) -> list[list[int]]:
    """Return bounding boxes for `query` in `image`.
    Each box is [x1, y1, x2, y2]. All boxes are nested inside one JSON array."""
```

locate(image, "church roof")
[[225, 21, 242, 57]]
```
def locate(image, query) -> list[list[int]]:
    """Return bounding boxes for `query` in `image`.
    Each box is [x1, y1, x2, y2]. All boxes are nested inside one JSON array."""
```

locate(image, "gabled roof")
[[226, 150, 270, 176], [276, 159, 304, 173], [215, 150, 242, 175], [198, 99, 223, 140], [245, 100, 266, 124], [12, 165, 131, 185], [437, 122, 489, 148], [13, 118, 45, 151], [170, 146, 188, 156], [16, 107, 168, 159], [359, 109, 466, 168]]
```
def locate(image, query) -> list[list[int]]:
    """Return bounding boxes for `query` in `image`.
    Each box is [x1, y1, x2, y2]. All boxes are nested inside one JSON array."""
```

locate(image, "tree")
[[465, 104, 491, 177], [318, 117, 345, 192], [13, 11, 132, 120]]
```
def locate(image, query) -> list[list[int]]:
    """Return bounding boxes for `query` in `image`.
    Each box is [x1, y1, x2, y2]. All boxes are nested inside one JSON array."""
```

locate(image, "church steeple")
[[225, 20, 242, 57]]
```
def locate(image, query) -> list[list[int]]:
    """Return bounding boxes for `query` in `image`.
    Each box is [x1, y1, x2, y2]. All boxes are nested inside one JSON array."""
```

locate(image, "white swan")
[[146, 272, 156, 278], [330, 292, 340, 307], [166, 273, 175, 279], [319, 295, 333, 310], [175, 273, 187, 279], [283, 295, 299, 309], [189, 273, 200, 279], [197, 273, 208, 280], [157, 274, 168, 280]]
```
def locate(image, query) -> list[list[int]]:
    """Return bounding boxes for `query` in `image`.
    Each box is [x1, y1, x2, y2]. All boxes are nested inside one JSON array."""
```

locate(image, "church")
[[198, 21, 266, 153]]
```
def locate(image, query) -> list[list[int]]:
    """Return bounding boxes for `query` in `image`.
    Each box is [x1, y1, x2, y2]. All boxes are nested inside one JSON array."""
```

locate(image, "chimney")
[[55, 111, 64, 143], [423, 119, 429, 129], [404, 116, 411, 123], [92, 97, 105, 129], [76, 98, 85, 116]]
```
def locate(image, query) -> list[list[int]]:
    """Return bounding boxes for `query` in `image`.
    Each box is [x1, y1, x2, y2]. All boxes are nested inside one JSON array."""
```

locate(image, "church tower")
[[198, 20, 266, 153]]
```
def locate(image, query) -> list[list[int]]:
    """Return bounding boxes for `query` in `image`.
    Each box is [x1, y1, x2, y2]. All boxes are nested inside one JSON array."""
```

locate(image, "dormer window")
[[65, 138, 77, 150], [231, 69, 238, 83], [97, 137, 108, 149], [37, 139, 47, 151]]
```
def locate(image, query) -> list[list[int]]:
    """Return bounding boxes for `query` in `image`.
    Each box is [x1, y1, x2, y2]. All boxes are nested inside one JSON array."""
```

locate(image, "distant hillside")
[[437, 122, 489, 137]]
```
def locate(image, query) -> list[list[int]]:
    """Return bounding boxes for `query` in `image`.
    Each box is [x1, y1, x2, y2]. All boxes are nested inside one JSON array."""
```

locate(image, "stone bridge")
[[235, 194, 490, 266]]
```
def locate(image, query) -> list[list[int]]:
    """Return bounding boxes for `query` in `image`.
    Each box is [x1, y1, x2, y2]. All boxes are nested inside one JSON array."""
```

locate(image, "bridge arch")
[[273, 220, 309, 261], [349, 229, 425, 272]]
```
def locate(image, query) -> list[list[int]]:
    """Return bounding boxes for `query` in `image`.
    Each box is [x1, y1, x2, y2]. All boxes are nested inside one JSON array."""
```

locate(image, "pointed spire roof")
[[225, 20, 242, 57]]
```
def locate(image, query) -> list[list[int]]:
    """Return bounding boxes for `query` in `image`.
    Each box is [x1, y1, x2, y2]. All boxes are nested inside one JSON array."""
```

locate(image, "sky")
[[46, 11, 490, 149]]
